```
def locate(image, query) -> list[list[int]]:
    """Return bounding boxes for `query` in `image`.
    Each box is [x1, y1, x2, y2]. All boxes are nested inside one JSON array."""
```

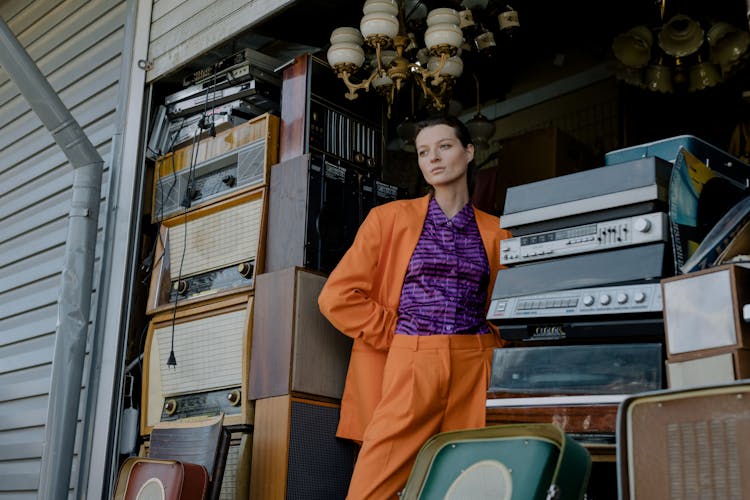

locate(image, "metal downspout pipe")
[[0, 18, 105, 500]]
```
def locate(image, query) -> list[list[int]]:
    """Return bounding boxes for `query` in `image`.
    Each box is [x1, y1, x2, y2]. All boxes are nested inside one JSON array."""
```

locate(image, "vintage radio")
[[500, 212, 669, 265], [146, 188, 267, 314], [264, 153, 399, 274], [141, 293, 254, 435], [617, 382, 750, 499], [151, 113, 279, 222], [248, 267, 352, 401], [401, 424, 591, 500], [141, 430, 251, 500], [662, 263, 750, 359], [667, 348, 750, 389], [489, 343, 663, 397], [249, 395, 357, 500], [166, 79, 279, 118]]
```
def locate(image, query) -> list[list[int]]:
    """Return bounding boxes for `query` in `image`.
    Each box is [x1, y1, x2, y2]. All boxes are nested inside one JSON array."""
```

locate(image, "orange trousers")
[[345, 333, 499, 500]]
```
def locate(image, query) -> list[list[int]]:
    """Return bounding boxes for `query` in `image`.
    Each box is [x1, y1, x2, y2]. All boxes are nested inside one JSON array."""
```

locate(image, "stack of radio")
[[485, 154, 674, 447], [138, 49, 286, 499]]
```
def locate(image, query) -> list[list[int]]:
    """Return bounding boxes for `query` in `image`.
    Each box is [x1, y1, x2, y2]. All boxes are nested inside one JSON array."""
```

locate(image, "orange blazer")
[[318, 194, 511, 441]]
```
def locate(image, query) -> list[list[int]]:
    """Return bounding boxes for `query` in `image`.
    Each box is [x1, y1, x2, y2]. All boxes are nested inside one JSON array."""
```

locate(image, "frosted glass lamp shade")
[[327, 42, 366, 69], [360, 12, 399, 40], [425, 23, 463, 50]]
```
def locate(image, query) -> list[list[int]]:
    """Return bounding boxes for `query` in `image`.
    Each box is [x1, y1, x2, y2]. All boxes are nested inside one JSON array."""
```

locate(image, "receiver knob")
[[634, 292, 646, 303], [227, 389, 242, 406], [173, 280, 189, 295], [633, 218, 651, 233], [164, 399, 178, 416], [599, 294, 611, 305], [617, 293, 628, 304], [582, 295, 595, 307], [237, 261, 254, 278]]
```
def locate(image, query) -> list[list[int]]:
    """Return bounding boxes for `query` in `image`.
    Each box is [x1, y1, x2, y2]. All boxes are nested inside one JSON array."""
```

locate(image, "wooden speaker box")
[[146, 188, 267, 314], [141, 293, 254, 435], [617, 382, 750, 499], [248, 267, 352, 401], [666, 348, 750, 389], [249, 395, 357, 500], [662, 263, 750, 359]]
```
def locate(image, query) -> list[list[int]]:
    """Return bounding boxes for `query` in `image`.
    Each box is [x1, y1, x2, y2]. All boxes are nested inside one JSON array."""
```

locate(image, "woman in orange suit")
[[318, 114, 511, 499]]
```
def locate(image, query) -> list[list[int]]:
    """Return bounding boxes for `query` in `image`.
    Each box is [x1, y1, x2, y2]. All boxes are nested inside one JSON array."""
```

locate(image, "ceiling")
[[156, 1, 750, 122]]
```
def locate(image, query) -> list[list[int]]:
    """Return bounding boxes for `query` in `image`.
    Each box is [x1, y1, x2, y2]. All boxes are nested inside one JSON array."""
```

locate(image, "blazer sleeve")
[[318, 208, 398, 351]]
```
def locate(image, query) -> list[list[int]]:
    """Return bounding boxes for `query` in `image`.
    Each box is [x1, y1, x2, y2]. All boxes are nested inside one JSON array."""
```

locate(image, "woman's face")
[[415, 124, 474, 190]]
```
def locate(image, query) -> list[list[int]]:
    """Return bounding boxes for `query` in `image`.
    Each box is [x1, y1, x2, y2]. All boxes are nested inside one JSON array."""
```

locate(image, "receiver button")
[[599, 294, 611, 305], [582, 295, 595, 307], [634, 292, 646, 303], [617, 293, 628, 304]]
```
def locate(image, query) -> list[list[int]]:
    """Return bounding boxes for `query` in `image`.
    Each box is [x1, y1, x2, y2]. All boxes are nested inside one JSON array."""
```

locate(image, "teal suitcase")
[[401, 423, 591, 500]]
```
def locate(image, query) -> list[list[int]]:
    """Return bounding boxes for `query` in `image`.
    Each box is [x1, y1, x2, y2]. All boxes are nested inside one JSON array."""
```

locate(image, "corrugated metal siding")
[[0, 0, 126, 497], [146, 0, 296, 82]]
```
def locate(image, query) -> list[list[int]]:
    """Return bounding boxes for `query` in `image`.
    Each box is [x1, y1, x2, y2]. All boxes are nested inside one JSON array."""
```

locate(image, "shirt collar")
[[427, 196, 474, 230]]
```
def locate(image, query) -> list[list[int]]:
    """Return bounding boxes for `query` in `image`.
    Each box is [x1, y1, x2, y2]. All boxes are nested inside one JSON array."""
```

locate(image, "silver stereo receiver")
[[500, 212, 668, 265], [488, 282, 662, 321]]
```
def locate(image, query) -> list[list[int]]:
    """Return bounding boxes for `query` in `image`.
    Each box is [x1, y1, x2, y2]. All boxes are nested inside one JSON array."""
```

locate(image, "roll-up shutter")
[[146, 0, 297, 82], [0, 0, 128, 497]]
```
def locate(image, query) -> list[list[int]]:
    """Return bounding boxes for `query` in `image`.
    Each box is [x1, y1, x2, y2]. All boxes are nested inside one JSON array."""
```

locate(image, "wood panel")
[[249, 267, 351, 400], [249, 396, 290, 500], [264, 155, 310, 273], [486, 404, 618, 435], [279, 54, 310, 161]]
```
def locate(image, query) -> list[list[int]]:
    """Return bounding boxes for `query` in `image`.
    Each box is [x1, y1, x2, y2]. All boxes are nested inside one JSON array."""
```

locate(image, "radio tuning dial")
[[174, 280, 188, 294], [164, 399, 178, 416], [582, 295, 595, 306], [599, 294, 611, 305], [617, 293, 628, 304], [227, 389, 242, 406], [634, 292, 646, 303], [633, 218, 651, 233], [237, 261, 254, 278]]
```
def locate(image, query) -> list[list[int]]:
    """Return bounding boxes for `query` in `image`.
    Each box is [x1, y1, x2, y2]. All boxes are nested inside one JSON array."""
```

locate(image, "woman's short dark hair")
[[414, 114, 473, 149], [413, 114, 477, 194]]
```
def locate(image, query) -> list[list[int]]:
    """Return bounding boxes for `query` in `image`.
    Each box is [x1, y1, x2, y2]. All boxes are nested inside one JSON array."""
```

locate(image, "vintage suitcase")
[[661, 263, 750, 359], [604, 134, 750, 189], [617, 382, 750, 499], [148, 416, 229, 500], [113, 457, 208, 500], [401, 423, 591, 500], [141, 431, 251, 500]]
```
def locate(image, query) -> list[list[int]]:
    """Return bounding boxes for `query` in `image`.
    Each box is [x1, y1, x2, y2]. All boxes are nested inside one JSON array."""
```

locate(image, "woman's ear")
[[465, 143, 475, 163]]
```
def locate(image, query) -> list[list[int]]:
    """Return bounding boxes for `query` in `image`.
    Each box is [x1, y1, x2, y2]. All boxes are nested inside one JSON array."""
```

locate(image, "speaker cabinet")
[[264, 154, 398, 274], [617, 382, 750, 499], [662, 263, 750, 359], [249, 267, 351, 400], [249, 395, 357, 500], [666, 348, 750, 389], [141, 293, 254, 434]]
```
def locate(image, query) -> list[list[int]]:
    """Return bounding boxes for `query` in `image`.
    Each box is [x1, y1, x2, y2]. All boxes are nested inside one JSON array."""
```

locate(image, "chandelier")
[[326, 0, 519, 116], [611, 8, 750, 93]]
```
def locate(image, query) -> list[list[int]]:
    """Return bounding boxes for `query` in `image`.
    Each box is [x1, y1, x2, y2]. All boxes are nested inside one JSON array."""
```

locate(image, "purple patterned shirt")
[[395, 197, 491, 336]]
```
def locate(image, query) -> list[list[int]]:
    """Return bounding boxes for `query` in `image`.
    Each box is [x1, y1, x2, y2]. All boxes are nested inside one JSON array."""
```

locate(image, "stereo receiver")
[[500, 212, 668, 265]]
